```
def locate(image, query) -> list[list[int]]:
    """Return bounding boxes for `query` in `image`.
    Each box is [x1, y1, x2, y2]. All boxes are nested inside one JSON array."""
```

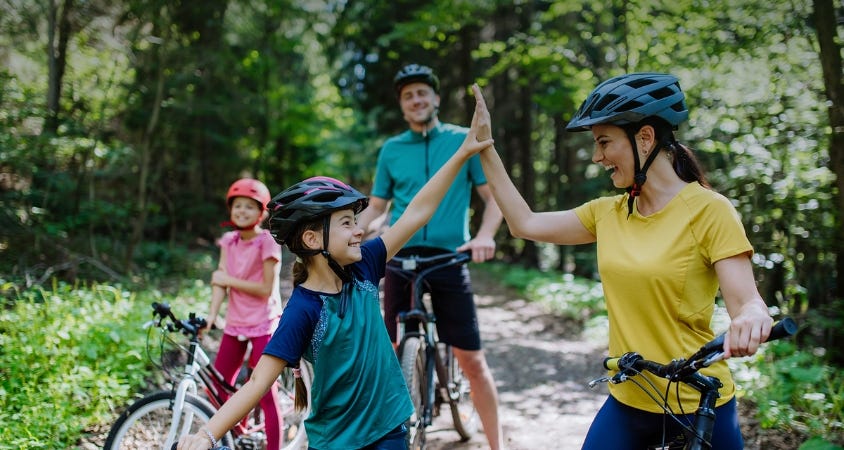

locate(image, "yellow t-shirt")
[[574, 182, 753, 413]]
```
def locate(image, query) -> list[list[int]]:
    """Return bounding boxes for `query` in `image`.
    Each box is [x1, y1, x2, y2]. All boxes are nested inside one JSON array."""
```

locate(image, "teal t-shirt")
[[264, 238, 413, 449], [371, 122, 488, 250]]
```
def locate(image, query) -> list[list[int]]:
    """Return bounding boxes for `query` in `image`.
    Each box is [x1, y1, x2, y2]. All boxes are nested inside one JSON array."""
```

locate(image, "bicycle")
[[389, 251, 480, 450], [104, 302, 311, 450], [587, 317, 798, 450]]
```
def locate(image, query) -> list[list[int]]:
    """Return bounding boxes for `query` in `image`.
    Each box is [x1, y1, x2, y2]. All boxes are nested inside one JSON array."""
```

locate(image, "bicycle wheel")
[[278, 361, 312, 450], [440, 344, 478, 441], [104, 390, 234, 450], [398, 335, 426, 450]]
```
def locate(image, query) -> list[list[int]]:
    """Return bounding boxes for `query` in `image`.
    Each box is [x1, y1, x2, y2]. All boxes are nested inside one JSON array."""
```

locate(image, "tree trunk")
[[125, 41, 166, 273], [517, 77, 538, 266], [811, 0, 844, 365], [44, 0, 74, 135]]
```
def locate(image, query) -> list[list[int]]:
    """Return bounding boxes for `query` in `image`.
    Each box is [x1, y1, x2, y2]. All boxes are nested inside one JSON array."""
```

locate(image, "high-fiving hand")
[[471, 83, 492, 143]]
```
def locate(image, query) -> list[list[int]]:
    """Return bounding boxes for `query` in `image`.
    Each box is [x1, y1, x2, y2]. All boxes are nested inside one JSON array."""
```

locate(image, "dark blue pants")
[[582, 395, 743, 449], [308, 423, 407, 450]]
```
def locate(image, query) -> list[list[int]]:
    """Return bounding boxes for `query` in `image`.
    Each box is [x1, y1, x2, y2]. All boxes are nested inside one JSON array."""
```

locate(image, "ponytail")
[[628, 117, 709, 188], [286, 219, 323, 286], [283, 218, 326, 411], [291, 259, 309, 286], [294, 374, 308, 412], [669, 142, 710, 188]]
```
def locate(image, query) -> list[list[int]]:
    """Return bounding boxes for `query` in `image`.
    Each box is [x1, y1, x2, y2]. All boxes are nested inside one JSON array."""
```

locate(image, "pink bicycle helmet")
[[226, 178, 271, 211]]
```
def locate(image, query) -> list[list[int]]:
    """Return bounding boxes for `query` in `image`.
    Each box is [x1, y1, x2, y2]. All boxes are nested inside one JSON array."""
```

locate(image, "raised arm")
[[469, 84, 595, 246], [381, 84, 494, 260]]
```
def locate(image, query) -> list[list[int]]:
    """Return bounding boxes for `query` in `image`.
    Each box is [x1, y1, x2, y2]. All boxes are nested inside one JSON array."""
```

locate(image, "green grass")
[[0, 279, 211, 449]]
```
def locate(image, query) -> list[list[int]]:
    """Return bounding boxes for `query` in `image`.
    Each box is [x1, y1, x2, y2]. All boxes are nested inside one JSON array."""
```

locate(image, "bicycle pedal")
[[234, 436, 264, 450]]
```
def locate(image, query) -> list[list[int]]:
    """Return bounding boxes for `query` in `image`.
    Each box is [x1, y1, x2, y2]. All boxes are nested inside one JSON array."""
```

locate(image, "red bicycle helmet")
[[226, 178, 271, 211]]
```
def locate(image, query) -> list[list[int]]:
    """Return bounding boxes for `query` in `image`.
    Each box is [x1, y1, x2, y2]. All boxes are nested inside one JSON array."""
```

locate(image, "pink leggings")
[[214, 333, 281, 450]]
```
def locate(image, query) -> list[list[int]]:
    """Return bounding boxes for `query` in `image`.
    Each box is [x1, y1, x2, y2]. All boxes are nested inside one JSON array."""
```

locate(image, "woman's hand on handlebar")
[[456, 236, 496, 263], [722, 302, 773, 359]]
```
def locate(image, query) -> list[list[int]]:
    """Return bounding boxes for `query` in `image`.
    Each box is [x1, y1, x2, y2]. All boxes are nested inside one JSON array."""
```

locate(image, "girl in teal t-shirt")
[[177, 85, 494, 450]]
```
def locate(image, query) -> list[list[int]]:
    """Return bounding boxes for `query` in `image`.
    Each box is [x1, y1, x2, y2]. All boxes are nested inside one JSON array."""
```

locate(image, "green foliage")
[[0, 279, 213, 448], [0, 283, 152, 448], [732, 341, 844, 447], [485, 263, 605, 320]]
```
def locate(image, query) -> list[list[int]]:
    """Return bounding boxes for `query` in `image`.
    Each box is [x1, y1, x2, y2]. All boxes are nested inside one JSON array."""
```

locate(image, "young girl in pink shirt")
[[206, 178, 283, 450]]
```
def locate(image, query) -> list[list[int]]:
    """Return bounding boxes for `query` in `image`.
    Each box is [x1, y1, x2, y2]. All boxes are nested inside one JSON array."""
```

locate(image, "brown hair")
[[286, 218, 324, 286], [283, 217, 326, 410], [294, 373, 308, 412], [623, 117, 710, 188]]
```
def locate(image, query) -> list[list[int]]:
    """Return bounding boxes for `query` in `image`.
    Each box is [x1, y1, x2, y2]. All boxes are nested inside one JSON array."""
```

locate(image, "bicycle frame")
[[391, 251, 477, 445], [593, 317, 797, 450], [150, 303, 295, 448]]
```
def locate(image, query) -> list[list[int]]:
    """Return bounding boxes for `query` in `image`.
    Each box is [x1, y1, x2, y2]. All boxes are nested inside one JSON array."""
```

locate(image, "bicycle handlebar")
[[149, 302, 207, 337], [387, 250, 471, 272], [603, 317, 798, 380]]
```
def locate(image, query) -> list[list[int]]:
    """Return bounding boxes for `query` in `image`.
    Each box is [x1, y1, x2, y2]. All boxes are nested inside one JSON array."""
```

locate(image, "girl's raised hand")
[[459, 83, 494, 156], [471, 83, 492, 142]]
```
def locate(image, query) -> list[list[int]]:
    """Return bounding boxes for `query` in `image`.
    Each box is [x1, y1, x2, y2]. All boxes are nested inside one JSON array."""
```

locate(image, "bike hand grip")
[[603, 357, 620, 371], [702, 317, 798, 354], [766, 317, 798, 342]]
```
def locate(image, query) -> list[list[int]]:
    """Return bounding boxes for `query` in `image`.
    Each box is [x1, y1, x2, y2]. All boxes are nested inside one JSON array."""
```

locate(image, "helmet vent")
[[626, 78, 657, 89], [616, 99, 644, 112], [650, 86, 676, 100], [593, 93, 620, 114]]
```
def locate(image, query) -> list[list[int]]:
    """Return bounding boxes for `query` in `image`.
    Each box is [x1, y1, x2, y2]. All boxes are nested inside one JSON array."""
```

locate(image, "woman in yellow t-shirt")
[[466, 77, 773, 449]]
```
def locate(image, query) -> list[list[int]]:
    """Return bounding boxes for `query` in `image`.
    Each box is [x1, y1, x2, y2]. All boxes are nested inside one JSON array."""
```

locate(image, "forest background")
[[1, 0, 843, 447]]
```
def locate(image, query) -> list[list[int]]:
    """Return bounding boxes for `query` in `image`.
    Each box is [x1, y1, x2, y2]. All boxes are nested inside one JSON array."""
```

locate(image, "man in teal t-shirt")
[[357, 64, 505, 450]]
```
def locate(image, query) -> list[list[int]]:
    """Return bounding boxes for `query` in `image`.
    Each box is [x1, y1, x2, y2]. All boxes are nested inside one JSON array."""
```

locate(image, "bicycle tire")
[[398, 335, 426, 450], [441, 345, 478, 441], [104, 390, 234, 450], [278, 360, 312, 450]]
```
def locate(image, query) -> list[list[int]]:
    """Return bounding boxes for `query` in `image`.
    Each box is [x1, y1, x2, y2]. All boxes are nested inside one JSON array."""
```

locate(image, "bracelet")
[[200, 427, 217, 448]]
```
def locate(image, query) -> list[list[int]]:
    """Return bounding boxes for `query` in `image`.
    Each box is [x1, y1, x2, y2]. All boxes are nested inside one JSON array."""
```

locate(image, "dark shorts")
[[582, 395, 743, 450], [384, 247, 482, 351]]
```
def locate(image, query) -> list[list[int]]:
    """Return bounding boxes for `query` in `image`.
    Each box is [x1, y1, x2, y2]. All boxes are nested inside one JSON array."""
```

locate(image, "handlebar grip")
[[603, 357, 620, 371], [766, 317, 798, 342], [703, 317, 798, 353]]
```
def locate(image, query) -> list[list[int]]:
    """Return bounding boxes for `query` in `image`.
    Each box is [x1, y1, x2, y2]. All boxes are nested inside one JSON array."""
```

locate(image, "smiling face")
[[229, 196, 263, 230], [325, 208, 364, 265], [399, 81, 439, 131], [590, 124, 639, 189]]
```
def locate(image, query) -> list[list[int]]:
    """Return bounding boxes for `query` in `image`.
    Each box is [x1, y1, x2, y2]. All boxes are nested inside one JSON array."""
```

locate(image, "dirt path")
[[423, 269, 607, 450]]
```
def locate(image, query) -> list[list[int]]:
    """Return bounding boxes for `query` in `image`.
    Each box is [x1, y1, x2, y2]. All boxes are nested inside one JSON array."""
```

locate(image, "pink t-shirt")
[[218, 229, 282, 337]]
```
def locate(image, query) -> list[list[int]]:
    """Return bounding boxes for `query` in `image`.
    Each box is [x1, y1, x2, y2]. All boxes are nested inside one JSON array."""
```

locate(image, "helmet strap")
[[319, 216, 352, 284], [625, 131, 661, 218]]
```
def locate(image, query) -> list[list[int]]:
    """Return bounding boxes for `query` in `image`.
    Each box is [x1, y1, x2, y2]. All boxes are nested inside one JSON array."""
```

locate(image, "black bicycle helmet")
[[268, 176, 368, 246], [393, 64, 440, 97], [566, 72, 688, 132]]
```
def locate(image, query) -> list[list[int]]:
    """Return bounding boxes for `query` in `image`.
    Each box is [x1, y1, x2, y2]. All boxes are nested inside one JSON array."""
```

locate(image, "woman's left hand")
[[723, 302, 773, 358]]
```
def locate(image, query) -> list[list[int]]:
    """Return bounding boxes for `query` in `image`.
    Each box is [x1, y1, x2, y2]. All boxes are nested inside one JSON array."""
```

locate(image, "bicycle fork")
[[423, 321, 437, 427]]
